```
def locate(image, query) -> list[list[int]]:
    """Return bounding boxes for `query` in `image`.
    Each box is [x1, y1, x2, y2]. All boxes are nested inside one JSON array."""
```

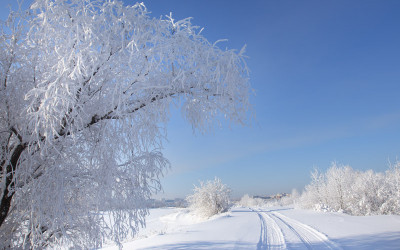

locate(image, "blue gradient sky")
[[143, 0, 400, 198], [2, 1, 400, 198]]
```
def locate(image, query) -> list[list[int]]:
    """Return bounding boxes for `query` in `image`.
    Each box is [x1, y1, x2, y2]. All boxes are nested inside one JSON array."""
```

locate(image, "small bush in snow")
[[187, 178, 231, 218]]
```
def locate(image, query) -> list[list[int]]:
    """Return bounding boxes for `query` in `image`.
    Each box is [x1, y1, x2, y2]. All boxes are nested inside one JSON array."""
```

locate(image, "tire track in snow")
[[250, 208, 286, 250], [259, 211, 286, 250], [254, 209, 268, 250], [268, 211, 341, 250]]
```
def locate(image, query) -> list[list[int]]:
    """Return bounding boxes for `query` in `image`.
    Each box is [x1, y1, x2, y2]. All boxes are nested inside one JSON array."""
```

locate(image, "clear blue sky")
[[2, 0, 400, 198]]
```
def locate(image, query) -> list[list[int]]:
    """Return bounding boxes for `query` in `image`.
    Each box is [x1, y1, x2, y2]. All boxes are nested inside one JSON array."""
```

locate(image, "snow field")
[[103, 206, 400, 249], [278, 207, 400, 249]]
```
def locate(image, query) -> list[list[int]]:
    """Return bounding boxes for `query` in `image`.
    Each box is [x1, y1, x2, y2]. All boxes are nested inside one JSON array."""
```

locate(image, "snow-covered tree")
[[324, 163, 354, 212], [350, 169, 386, 215], [300, 163, 356, 212], [380, 162, 400, 214], [299, 162, 400, 216], [0, 0, 250, 248], [187, 177, 231, 218], [299, 168, 328, 210]]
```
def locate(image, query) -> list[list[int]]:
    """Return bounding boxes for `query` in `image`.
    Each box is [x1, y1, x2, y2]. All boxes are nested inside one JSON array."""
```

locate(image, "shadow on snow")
[[136, 232, 400, 250]]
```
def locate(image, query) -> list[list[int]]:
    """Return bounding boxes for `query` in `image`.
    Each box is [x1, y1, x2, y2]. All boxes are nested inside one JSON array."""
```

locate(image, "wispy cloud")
[[165, 112, 400, 177]]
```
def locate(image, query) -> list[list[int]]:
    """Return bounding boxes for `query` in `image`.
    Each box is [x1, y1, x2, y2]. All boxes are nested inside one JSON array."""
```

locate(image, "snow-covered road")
[[103, 207, 400, 249], [252, 208, 341, 249], [255, 208, 344, 249], [252, 208, 286, 249]]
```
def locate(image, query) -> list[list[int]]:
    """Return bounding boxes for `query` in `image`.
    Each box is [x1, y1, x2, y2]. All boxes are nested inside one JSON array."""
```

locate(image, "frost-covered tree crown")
[[0, 0, 250, 248]]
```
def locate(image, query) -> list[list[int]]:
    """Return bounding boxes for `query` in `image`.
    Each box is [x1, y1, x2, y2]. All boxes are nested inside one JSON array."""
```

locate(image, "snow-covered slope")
[[103, 206, 400, 249]]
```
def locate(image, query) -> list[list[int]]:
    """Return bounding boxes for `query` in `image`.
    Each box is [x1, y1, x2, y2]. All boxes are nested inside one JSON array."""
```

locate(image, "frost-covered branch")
[[0, 0, 250, 248]]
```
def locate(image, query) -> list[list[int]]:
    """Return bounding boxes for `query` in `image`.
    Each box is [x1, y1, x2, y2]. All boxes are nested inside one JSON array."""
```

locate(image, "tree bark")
[[0, 143, 26, 227]]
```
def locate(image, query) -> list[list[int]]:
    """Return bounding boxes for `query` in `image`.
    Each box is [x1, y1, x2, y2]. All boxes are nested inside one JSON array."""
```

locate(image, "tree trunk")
[[0, 143, 26, 227]]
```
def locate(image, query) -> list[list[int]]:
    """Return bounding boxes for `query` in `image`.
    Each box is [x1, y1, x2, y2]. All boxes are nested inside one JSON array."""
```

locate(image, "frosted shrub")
[[187, 178, 231, 218], [299, 162, 400, 215], [238, 194, 265, 207], [0, 0, 250, 248]]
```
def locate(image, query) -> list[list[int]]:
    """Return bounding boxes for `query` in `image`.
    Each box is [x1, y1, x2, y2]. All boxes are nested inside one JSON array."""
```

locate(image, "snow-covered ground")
[[102, 206, 400, 249]]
